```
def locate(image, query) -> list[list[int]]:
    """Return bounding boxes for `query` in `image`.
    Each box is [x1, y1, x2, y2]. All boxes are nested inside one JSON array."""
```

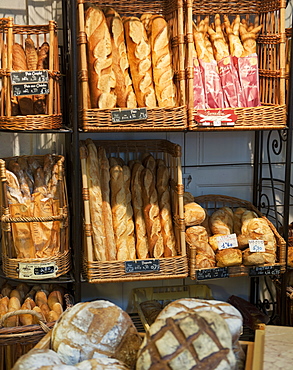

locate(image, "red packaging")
[[218, 56, 242, 108], [199, 59, 224, 108], [193, 58, 206, 109], [233, 54, 260, 107]]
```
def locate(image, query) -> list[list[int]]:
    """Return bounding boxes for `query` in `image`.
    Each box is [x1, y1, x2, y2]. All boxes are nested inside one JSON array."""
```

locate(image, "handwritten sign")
[[249, 240, 265, 252], [11, 70, 49, 84], [196, 267, 229, 280], [195, 109, 237, 126], [249, 265, 281, 277], [217, 233, 238, 250], [111, 108, 148, 123], [18, 262, 58, 279], [12, 83, 49, 96], [125, 259, 160, 273]]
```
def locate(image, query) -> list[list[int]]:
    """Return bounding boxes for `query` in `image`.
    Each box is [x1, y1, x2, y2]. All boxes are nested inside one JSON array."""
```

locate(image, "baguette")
[[85, 5, 116, 108], [123, 16, 157, 108], [223, 15, 244, 57], [104, 7, 137, 108], [32, 306, 46, 324], [19, 300, 33, 326], [37, 42, 49, 70], [5, 296, 21, 327], [123, 165, 136, 259], [239, 23, 262, 57], [141, 167, 164, 258], [35, 290, 47, 307], [131, 162, 149, 259], [25, 37, 38, 70], [47, 290, 63, 310], [52, 302, 63, 318], [150, 15, 176, 107], [12, 43, 28, 70]]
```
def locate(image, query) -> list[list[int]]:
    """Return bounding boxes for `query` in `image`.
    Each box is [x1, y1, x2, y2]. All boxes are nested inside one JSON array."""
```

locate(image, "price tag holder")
[[196, 267, 229, 280], [18, 262, 58, 279], [217, 233, 238, 250], [11, 70, 49, 96], [249, 265, 281, 277], [125, 259, 160, 273], [111, 108, 148, 123], [249, 240, 265, 252], [195, 109, 237, 127]]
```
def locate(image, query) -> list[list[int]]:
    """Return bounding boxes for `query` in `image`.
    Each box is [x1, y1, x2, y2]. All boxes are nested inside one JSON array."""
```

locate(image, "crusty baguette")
[[12, 43, 28, 70], [223, 15, 244, 57], [123, 16, 157, 108], [19, 300, 33, 326], [141, 167, 164, 258], [5, 296, 21, 327], [104, 7, 137, 108], [123, 165, 136, 259], [85, 4, 116, 108], [156, 161, 177, 257], [37, 42, 49, 70], [150, 15, 176, 107], [47, 290, 63, 310], [239, 23, 262, 57], [25, 37, 38, 70], [35, 290, 47, 307], [131, 162, 149, 259]]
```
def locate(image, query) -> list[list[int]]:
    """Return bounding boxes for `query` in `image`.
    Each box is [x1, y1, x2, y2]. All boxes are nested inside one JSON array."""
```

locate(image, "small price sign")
[[18, 262, 58, 279], [217, 233, 238, 250], [196, 267, 229, 280], [249, 265, 281, 277], [195, 109, 237, 127], [249, 240, 265, 253], [111, 108, 148, 123], [125, 259, 160, 273], [11, 70, 49, 96]]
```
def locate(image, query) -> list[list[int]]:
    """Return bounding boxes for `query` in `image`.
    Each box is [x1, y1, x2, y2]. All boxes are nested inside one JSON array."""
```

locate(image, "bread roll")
[[8, 160, 31, 200], [19, 300, 33, 326], [85, 5, 116, 108], [5, 296, 21, 327], [52, 302, 63, 318], [141, 167, 164, 258], [216, 248, 242, 267], [157, 161, 177, 257], [47, 310, 59, 322], [209, 207, 233, 235], [184, 202, 206, 226], [48, 290, 63, 310], [35, 290, 47, 307], [183, 191, 194, 205], [150, 15, 176, 107], [104, 7, 137, 108], [32, 306, 46, 324], [131, 163, 149, 259], [10, 289, 22, 303], [123, 17, 157, 108]]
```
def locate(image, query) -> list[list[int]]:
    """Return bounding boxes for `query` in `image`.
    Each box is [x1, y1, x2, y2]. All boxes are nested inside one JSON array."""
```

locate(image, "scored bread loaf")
[[123, 16, 157, 108], [216, 248, 242, 267], [150, 15, 177, 107], [156, 160, 177, 257], [141, 167, 164, 258], [12, 43, 28, 71], [104, 7, 137, 108], [184, 201, 206, 226], [131, 162, 149, 259], [37, 42, 50, 69], [25, 37, 38, 70], [12, 349, 64, 370], [209, 207, 234, 235], [85, 5, 116, 109], [123, 165, 136, 259]]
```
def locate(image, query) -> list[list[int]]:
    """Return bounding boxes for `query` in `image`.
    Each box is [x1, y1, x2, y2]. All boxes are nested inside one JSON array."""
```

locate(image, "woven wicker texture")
[[77, 0, 187, 131], [81, 139, 187, 283], [187, 194, 286, 280]]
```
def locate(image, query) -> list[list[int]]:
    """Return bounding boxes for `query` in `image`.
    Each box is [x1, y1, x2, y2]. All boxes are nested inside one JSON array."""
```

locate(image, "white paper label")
[[18, 262, 58, 279], [249, 239, 265, 252], [217, 233, 238, 250]]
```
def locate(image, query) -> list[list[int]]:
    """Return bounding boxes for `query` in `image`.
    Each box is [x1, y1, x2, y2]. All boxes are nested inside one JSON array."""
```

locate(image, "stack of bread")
[[80, 139, 177, 262], [84, 4, 177, 109], [185, 193, 277, 268], [0, 281, 65, 327], [2, 37, 50, 115], [3, 154, 64, 259]]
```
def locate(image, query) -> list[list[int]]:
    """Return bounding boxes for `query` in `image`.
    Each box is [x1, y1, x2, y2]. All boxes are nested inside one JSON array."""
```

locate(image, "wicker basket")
[[187, 194, 286, 280], [81, 139, 188, 283], [0, 18, 62, 130], [185, 0, 287, 130], [0, 155, 70, 279], [77, 0, 187, 132], [0, 293, 73, 370]]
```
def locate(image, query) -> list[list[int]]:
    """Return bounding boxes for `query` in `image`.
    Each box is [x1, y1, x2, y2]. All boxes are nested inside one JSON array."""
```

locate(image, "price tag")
[[217, 233, 238, 250], [111, 108, 148, 123], [125, 259, 160, 273], [249, 265, 281, 277], [18, 262, 58, 279], [249, 240, 265, 252], [11, 70, 49, 84], [195, 109, 238, 127], [196, 267, 229, 280], [12, 83, 49, 96]]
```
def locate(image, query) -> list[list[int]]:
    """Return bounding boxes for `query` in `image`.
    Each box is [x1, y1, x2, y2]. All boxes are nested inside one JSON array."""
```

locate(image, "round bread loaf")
[[51, 300, 142, 369], [12, 348, 64, 370], [156, 298, 243, 345], [136, 310, 236, 370], [76, 357, 129, 369]]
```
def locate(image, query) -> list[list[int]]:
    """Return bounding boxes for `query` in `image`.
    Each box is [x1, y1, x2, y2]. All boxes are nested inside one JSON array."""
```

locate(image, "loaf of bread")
[[104, 7, 137, 108], [25, 37, 38, 70], [141, 167, 164, 258], [12, 43, 28, 70], [185, 225, 209, 244], [12, 349, 64, 370], [239, 23, 262, 57], [123, 16, 157, 108], [184, 201, 206, 226], [156, 160, 176, 257], [207, 14, 230, 62], [209, 207, 233, 235], [149, 15, 176, 107], [193, 21, 215, 63], [241, 218, 276, 253], [75, 357, 129, 370], [51, 300, 142, 369], [37, 42, 50, 69], [223, 15, 244, 57], [195, 253, 216, 268], [123, 165, 136, 259], [85, 5, 116, 109], [216, 248, 242, 267], [131, 162, 149, 259]]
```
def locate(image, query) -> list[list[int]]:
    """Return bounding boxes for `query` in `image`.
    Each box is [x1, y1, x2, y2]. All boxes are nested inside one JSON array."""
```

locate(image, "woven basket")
[[185, 0, 287, 130], [0, 18, 62, 130], [0, 155, 70, 279], [0, 293, 73, 370], [187, 194, 286, 280], [77, 0, 187, 132], [80, 139, 188, 283]]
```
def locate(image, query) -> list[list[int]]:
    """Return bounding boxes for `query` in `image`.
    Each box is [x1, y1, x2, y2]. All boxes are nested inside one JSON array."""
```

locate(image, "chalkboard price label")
[[196, 267, 229, 281], [249, 265, 281, 277], [111, 108, 148, 123], [11, 70, 49, 84], [18, 262, 58, 279], [125, 259, 160, 273], [12, 82, 49, 96]]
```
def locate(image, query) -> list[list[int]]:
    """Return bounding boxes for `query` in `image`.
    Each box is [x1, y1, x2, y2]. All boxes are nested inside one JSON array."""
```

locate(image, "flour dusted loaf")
[[184, 201, 206, 226], [51, 300, 142, 369], [11, 348, 64, 370], [75, 357, 129, 369], [136, 310, 236, 370]]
